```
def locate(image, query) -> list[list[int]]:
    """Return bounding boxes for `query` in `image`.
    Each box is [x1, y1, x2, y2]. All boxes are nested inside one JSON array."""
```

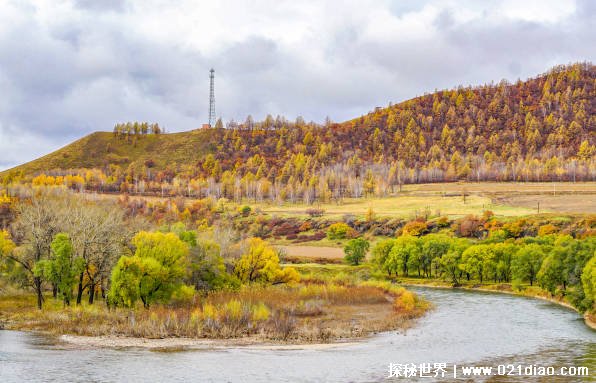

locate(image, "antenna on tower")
[[208, 68, 215, 127]]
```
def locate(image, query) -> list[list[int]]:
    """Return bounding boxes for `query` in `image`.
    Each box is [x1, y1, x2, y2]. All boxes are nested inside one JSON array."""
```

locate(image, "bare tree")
[[10, 191, 63, 309], [65, 198, 127, 304]]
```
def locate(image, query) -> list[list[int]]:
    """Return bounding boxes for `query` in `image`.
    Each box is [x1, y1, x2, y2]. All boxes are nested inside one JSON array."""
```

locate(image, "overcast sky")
[[0, 0, 594, 170]]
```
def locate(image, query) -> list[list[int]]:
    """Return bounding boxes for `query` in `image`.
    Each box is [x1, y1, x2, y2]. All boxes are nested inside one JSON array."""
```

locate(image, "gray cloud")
[[0, 0, 594, 170]]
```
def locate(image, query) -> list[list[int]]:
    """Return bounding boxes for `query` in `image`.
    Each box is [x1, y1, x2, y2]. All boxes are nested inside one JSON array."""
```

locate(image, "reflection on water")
[[0, 287, 594, 382]]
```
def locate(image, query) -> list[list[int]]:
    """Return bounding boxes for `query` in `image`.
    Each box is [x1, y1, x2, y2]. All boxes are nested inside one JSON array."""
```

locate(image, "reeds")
[[0, 280, 430, 342]]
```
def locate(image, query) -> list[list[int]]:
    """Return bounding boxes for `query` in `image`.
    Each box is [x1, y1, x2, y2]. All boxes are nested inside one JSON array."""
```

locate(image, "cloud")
[[0, 0, 594, 170]]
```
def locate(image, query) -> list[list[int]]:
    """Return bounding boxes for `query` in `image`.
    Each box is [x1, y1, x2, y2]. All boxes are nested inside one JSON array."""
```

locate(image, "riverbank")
[[398, 279, 596, 330], [58, 334, 361, 351], [0, 281, 430, 347]]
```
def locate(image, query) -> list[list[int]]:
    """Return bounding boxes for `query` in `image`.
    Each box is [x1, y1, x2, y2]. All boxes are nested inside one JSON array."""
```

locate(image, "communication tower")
[[208, 68, 215, 127]]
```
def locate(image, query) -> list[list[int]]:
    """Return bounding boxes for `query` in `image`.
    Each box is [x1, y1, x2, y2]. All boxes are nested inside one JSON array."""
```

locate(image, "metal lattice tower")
[[208, 68, 215, 127]]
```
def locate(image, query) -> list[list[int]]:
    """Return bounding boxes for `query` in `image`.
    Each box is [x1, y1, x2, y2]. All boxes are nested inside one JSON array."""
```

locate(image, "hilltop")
[[2, 62, 594, 201]]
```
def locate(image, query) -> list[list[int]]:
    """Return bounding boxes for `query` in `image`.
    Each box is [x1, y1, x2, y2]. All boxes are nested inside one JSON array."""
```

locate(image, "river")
[[1, 287, 594, 382]]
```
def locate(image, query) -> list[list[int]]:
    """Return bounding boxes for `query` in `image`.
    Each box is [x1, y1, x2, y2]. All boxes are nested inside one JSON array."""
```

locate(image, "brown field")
[[402, 181, 596, 194], [84, 181, 596, 216], [280, 246, 345, 260], [494, 194, 596, 214]]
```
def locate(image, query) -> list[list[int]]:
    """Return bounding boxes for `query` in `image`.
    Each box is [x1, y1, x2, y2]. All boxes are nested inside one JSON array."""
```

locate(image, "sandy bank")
[[59, 334, 359, 351]]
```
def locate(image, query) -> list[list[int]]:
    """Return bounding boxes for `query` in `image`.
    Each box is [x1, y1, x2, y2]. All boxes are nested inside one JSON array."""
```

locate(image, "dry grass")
[[281, 245, 346, 265], [242, 182, 596, 218], [0, 281, 429, 343], [251, 194, 533, 219]]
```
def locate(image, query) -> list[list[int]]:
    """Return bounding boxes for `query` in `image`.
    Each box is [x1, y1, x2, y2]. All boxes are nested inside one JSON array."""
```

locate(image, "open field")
[[80, 181, 596, 219], [495, 194, 596, 214], [253, 195, 536, 219], [400, 182, 596, 194]]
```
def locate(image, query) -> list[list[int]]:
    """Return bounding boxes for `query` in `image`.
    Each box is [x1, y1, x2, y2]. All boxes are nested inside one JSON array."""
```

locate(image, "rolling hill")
[[2, 62, 594, 199]]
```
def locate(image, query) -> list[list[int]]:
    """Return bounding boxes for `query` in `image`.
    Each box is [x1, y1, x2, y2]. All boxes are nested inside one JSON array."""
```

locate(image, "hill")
[[2, 62, 595, 201]]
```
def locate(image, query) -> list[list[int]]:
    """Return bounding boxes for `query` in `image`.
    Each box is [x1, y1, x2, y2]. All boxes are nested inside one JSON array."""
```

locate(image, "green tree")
[[372, 239, 395, 275], [344, 238, 370, 266], [188, 239, 240, 292], [512, 244, 544, 286], [460, 245, 492, 282], [439, 238, 469, 285], [387, 236, 420, 277], [580, 256, 596, 312], [34, 233, 84, 306], [492, 242, 517, 282], [537, 251, 565, 296], [109, 231, 190, 308], [420, 234, 452, 278]]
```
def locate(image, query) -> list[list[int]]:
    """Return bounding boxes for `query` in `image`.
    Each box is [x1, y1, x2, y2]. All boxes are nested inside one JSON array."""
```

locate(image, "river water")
[[1, 287, 594, 382]]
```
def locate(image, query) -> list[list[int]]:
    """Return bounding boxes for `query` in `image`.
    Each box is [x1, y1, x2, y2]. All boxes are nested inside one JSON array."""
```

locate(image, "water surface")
[[1, 287, 594, 382]]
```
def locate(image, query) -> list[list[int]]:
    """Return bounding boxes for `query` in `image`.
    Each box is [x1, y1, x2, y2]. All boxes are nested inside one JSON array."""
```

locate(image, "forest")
[[2, 63, 594, 204]]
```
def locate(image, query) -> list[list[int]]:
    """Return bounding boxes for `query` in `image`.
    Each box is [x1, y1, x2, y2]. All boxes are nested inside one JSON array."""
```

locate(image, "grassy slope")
[[1, 129, 220, 176]]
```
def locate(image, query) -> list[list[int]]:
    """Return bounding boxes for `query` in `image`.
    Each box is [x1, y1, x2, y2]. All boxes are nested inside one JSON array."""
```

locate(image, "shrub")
[[239, 205, 252, 217], [170, 285, 196, 306], [393, 290, 416, 312], [436, 216, 450, 228], [326, 222, 357, 240], [251, 302, 271, 321], [402, 220, 428, 236], [538, 224, 558, 236], [305, 208, 325, 217], [298, 221, 312, 232], [453, 215, 486, 238]]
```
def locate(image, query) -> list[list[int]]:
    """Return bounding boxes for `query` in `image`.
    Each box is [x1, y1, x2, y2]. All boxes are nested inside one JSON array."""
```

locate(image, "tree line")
[[113, 121, 163, 138], [371, 232, 595, 312]]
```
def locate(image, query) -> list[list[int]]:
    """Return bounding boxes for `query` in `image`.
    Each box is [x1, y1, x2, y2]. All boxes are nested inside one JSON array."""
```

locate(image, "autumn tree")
[[234, 238, 299, 285], [109, 231, 189, 308], [11, 192, 63, 309]]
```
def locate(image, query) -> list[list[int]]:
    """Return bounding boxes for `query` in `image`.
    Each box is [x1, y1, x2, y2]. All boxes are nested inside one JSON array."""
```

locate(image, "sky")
[[0, 0, 594, 171]]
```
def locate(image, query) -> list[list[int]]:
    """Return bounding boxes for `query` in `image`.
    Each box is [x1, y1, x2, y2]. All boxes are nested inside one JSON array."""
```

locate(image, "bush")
[[305, 208, 325, 217], [239, 205, 252, 217], [538, 224, 558, 236], [393, 290, 416, 312], [453, 215, 486, 238], [326, 222, 357, 240], [402, 220, 428, 236]]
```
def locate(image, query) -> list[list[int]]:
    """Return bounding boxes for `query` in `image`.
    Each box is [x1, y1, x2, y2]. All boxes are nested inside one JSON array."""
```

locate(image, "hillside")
[[2, 62, 595, 201], [3, 129, 224, 178]]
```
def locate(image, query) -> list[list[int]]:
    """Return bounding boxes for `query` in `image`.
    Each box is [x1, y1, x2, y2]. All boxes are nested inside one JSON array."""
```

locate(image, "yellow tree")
[[234, 238, 299, 285]]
